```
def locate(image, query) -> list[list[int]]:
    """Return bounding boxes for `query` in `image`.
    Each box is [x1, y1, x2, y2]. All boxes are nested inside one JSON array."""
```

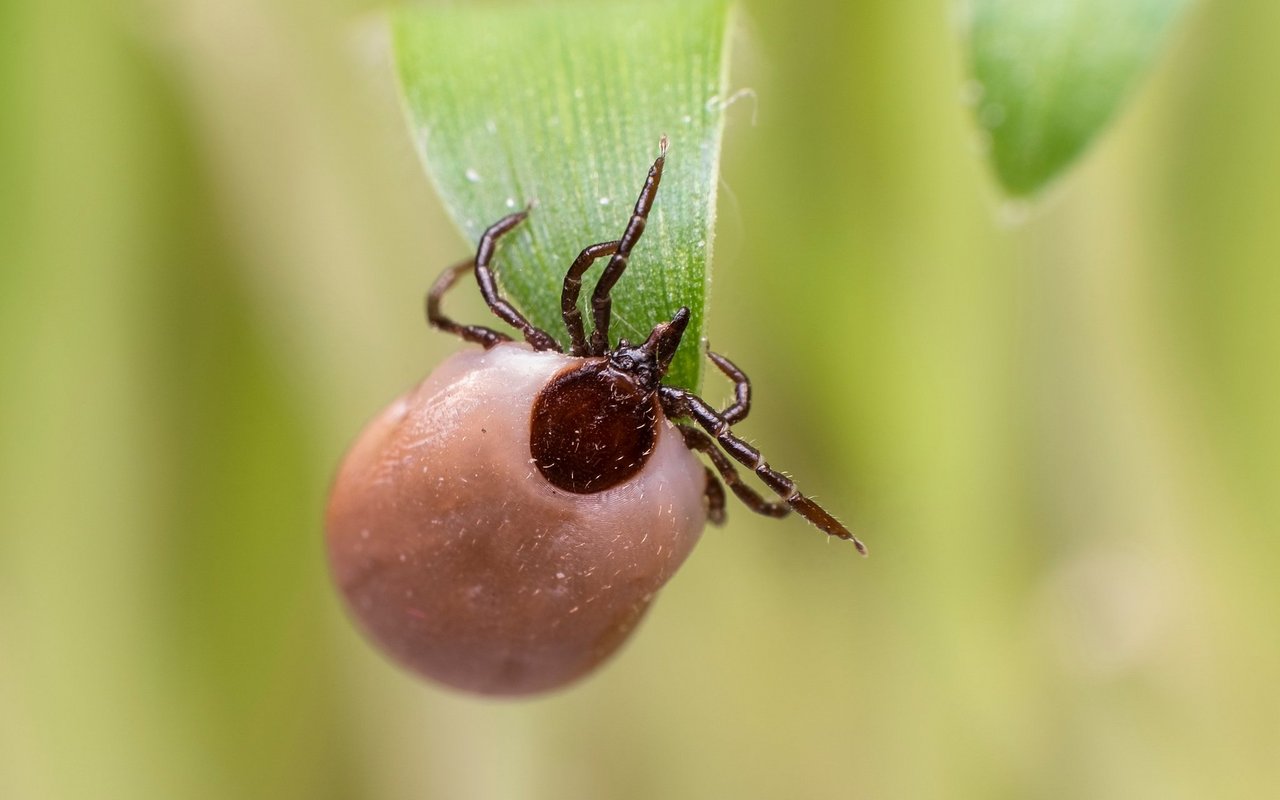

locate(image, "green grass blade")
[[392, 0, 733, 391], [967, 0, 1191, 197]]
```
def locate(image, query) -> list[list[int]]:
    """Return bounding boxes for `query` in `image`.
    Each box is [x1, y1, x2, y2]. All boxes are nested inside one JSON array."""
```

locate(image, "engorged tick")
[[427, 137, 865, 550], [326, 137, 864, 697]]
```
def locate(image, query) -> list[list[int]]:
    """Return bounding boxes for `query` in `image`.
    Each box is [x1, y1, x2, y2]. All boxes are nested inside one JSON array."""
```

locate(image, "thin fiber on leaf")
[[967, 0, 1191, 197], [392, 0, 733, 391]]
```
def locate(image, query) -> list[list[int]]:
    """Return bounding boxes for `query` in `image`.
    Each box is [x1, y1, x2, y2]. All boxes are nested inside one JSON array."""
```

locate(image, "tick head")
[[608, 307, 690, 392]]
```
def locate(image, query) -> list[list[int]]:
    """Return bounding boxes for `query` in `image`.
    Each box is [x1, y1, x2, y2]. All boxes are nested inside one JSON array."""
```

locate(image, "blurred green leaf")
[[967, 0, 1191, 196], [392, 0, 733, 391]]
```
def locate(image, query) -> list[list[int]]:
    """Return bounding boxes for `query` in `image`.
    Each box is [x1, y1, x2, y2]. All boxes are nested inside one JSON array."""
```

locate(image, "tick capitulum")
[[327, 137, 863, 696]]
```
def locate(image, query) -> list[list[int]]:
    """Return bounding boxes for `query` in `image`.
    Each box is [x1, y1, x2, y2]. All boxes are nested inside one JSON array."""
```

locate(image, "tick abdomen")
[[326, 343, 706, 695]]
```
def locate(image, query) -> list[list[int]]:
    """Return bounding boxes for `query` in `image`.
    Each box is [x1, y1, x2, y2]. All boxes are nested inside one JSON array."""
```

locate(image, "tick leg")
[[702, 465, 727, 526], [425, 258, 513, 349], [660, 386, 867, 554], [561, 239, 620, 355], [681, 425, 788, 520], [588, 136, 668, 355], [705, 346, 751, 424], [475, 209, 561, 352]]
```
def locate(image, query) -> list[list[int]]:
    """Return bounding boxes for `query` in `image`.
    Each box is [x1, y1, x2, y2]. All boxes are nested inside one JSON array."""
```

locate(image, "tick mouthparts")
[[642, 307, 690, 371]]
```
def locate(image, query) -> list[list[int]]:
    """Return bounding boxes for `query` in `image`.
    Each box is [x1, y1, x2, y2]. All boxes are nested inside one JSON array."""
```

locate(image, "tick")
[[327, 137, 865, 696]]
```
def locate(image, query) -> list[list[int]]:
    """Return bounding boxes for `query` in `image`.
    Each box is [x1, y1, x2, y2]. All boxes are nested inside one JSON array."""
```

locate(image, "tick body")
[[327, 137, 864, 696], [326, 344, 705, 695]]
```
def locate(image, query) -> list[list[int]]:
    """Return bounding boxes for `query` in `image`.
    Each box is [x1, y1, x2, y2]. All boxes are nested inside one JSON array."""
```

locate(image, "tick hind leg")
[[661, 386, 868, 555], [681, 425, 788, 520], [701, 465, 726, 525], [588, 137, 668, 355], [426, 259, 512, 349], [474, 209, 561, 352]]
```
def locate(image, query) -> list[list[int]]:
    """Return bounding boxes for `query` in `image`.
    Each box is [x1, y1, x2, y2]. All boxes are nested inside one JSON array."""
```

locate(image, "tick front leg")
[[561, 240, 620, 355], [474, 209, 561, 352], [425, 259, 513, 349], [588, 137, 668, 355]]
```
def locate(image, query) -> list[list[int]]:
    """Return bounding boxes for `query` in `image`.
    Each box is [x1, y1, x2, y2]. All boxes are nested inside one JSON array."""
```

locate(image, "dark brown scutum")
[[531, 360, 659, 494]]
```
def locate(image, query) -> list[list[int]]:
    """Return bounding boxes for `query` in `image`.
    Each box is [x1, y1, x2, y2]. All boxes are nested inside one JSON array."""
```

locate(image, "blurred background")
[[2, 0, 1278, 798]]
